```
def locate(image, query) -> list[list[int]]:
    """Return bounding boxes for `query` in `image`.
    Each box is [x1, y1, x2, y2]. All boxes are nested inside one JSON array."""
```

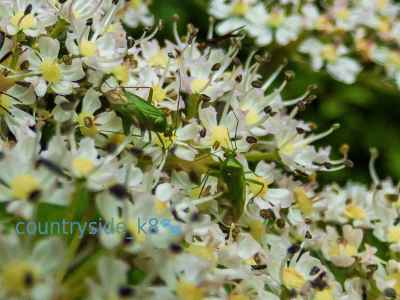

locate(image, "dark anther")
[[28, 189, 41, 202], [288, 289, 297, 298], [296, 127, 305, 134], [84, 116, 94, 128], [86, 18, 93, 26], [287, 244, 301, 255], [235, 74, 242, 83], [309, 266, 320, 276], [24, 272, 34, 287], [305, 231, 312, 239], [251, 80, 263, 88], [385, 194, 399, 203], [199, 94, 211, 102], [260, 209, 275, 220], [263, 106, 272, 115], [112, 0, 120, 5], [311, 272, 327, 290], [246, 136, 257, 144], [123, 232, 133, 245], [251, 264, 267, 270], [24, 4, 33, 15], [233, 57, 241, 65], [20, 61, 30, 70], [200, 128, 207, 137], [0, 151, 4, 160], [118, 286, 135, 297], [190, 212, 200, 222], [211, 63, 221, 71], [109, 184, 129, 200], [384, 288, 397, 299], [171, 209, 186, 223], [0, 32, 5, 50], [276, 218, 285, 228], [169, 243, 183, 253]]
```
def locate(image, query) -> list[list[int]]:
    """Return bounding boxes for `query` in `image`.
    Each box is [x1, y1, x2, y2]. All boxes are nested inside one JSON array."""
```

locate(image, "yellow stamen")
[[378, 18, 390, 33], [109, 133, 126, 145], [244, 108, 261, 126], [78, 113, 97, 137], [231, 1, 249, 16], [294, 187, 314, 216], [211, 126, 230, 148], [329, 242, 357, 257], [336, 8, 350, 21], [79, 40, 97, 57], [344, 203, 366, 220], [388, 226, 400, 243], [10, 12, 37, 30], [389, 52, 400, 68], [112, 65, 130, 83], [314, 288, 334, 300], [130, 0, 142, 9], [40, 59, 62, 83], [127, 219, 146, 243], [190, 79, 208, 94], [154, 132, 176, 149], [152, 84, 167, 103], [0, 95, 12, 115], [72, 158, 95, 177], [268, 11, 285, 27], [387, 272, 400, 295], [10, 175, 39, 200], [248, 219, 266, 242], [176, 281, 204, 300], [186, 244, 216, 264], [2, 261, 37, 295], [282, 267, 306, 290], [229, 294, 250, 300], [316, 16, 333, 32], [154, 199, 168, 215], [321, 45, 337, 62], [148, 50, 168, 68]]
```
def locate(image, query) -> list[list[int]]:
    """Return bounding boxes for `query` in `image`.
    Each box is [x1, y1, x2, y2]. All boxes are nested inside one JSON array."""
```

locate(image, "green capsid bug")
[[198, 134, 265, 222], [218, 149, 247, 221], [105, 86, 176, 144]]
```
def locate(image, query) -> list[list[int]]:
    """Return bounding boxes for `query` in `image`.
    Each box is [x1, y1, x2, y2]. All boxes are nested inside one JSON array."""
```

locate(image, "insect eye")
[[199, 128, 206, 137]]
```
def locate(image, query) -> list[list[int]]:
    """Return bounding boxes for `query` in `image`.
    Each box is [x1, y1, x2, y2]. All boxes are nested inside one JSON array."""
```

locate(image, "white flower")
[[0, 0, 57, 37], [299, 38, 361, 84], [0, 234, 65, 300], [321, 225, 363, 267], [26, 37, 85, 96], [120, 0, 154, 28]]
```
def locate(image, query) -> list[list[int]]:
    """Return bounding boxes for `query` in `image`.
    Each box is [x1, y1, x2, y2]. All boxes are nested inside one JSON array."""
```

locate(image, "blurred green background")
[[147, 0, 400, 185]]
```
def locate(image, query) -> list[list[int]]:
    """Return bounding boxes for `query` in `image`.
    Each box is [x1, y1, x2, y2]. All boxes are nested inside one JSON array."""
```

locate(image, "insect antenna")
[[228, 109, 240, 152]]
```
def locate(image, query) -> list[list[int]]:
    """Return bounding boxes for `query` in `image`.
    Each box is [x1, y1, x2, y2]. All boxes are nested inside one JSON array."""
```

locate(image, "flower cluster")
[[210, 0, 400, 86], [0, 1, 398, 300]]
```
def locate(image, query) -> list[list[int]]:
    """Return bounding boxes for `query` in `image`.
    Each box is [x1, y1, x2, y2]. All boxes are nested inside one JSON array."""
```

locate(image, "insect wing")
[[221, 157, 246, 220], [124, 91, 167, 132]]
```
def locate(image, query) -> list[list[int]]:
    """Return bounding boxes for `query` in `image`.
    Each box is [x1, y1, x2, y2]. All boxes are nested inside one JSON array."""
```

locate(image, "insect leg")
[[242, 178, 266, 218], [245, 178, 265, 199], [231, 110, 240, 151]]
